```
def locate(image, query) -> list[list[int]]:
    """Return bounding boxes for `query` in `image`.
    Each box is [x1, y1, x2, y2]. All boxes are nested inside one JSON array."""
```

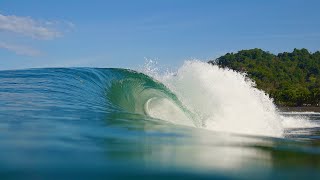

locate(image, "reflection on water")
[[1, 108, 320, 179], [98, 112, 320, 179]]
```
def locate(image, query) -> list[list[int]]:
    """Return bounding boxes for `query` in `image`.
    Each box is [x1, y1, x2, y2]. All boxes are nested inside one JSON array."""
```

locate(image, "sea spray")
[[141, 60, 285, 137]]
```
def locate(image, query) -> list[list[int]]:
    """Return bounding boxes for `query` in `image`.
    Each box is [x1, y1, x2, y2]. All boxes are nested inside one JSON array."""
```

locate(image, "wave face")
[[105, 69, 198, 127], [0, 62, 315, 139]]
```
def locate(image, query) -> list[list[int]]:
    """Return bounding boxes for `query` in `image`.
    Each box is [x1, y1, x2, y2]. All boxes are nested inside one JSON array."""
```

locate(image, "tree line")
[[209, 48, 320, 107]]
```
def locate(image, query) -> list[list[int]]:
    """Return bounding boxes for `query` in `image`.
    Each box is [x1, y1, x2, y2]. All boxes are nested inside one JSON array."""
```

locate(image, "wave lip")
[[105, 69, 199, 127]]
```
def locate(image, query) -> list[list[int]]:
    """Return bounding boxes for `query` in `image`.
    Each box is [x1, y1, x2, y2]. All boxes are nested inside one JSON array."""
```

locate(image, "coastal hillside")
[[209, 48, 320, 107]]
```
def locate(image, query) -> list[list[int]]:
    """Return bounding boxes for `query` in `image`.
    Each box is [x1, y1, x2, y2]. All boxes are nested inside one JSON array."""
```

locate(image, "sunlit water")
[[0, 62, 319, 179]]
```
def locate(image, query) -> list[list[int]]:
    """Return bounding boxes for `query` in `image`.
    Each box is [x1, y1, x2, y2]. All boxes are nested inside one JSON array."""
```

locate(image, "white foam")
[[140, 60, 318, 137], [281, 111, 320, 115], [280, 116, 319, 128]]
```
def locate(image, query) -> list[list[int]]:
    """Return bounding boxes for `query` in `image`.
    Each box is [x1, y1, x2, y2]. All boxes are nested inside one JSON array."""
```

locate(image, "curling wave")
[[1, 61, 316, 138]]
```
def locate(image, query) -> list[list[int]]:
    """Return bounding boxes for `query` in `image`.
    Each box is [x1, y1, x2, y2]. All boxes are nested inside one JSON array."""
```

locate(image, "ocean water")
[[0, 61, 319, 179]]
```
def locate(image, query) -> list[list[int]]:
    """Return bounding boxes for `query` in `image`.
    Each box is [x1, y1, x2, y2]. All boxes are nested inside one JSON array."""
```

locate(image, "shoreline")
[[278, 106, 320, 112]]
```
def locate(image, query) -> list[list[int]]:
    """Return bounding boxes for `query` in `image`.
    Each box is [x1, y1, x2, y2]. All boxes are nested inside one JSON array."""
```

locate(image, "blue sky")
[[0, 0, 320, 70]]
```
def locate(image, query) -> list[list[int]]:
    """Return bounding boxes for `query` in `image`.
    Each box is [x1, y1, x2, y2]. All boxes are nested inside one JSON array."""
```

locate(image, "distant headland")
[[209, 48, 320, 107]]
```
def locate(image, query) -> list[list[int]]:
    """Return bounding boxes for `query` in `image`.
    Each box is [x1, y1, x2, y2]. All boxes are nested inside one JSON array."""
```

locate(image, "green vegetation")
[[209, 48, 320, 107]]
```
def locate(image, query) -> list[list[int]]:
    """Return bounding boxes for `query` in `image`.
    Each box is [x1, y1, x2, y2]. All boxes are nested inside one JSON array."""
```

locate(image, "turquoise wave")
[[0, 68, 197, 126]]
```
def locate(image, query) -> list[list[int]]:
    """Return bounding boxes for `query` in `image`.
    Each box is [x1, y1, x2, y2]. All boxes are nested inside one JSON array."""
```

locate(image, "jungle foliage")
[[209, 48, 320, 106]]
